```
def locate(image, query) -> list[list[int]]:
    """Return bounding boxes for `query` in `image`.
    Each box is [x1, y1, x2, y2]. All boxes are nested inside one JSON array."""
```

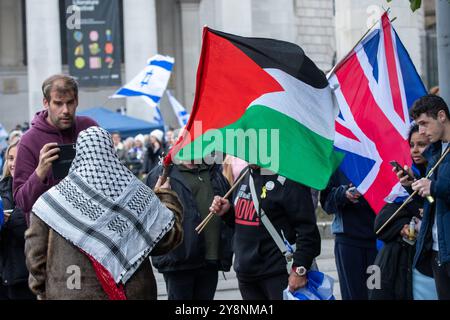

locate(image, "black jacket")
[[320, 170, 377, 248], [369, 202, 417, 300], [147, 164, 233, 272], [0, 176, 29, 286], [414, 142, 450, 267], [143, 144, 164, 175], [229, 167, 321, 280]]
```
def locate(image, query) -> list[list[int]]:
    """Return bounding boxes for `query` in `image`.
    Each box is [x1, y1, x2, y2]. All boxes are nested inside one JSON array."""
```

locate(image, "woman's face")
[[410, 132, 429, 165], [7, 146, 17, 177]]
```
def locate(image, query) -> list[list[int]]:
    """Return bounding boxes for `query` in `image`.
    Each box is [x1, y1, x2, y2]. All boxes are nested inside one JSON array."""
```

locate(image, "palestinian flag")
[[166, 27, 343, 190]]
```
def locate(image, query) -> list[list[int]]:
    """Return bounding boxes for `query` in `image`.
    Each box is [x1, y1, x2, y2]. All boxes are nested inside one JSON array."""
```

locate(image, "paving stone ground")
[[154, 237, 341, 300]]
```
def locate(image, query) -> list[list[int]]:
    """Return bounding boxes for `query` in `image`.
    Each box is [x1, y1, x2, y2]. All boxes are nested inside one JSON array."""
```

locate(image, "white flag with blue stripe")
[[111, 54, 174, 108], [151, 102, 164, 125], [283, 271, 335, 300], [166, 90, 189, 127]]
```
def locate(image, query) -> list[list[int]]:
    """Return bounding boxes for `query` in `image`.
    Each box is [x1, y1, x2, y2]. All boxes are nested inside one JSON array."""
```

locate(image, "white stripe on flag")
[[166, 90, 190, 127], [249, 68, 338, 140]]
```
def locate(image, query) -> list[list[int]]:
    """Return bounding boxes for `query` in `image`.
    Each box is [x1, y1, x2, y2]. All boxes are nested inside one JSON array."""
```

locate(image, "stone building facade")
[[0, 0, 435, 131]]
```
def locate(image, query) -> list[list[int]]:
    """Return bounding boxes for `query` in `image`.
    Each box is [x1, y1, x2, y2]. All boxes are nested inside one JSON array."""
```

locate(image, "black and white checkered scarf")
[[32, 126, 174, 284]]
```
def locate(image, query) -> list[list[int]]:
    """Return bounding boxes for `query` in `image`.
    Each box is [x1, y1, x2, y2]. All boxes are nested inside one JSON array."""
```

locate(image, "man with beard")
[[13, 75, 97, 223]]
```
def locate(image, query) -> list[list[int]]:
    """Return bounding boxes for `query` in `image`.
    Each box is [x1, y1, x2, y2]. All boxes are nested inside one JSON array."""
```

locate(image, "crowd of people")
[[0, 74, 449, 301]]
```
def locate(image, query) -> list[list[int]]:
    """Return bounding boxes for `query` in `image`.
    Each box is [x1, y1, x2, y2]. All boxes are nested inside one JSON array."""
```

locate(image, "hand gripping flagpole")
[[376, 147, 450, 236], [195, 168, 249, 234], [158, 129, 249, 235]]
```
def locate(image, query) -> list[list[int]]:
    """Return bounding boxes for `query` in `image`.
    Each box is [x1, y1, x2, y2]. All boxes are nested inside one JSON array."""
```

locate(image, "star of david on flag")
[[111, 54, 174, 109]]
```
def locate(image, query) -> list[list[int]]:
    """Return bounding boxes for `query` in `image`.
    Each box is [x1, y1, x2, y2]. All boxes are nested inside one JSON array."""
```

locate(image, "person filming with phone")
[[13, 75, 97, 224]]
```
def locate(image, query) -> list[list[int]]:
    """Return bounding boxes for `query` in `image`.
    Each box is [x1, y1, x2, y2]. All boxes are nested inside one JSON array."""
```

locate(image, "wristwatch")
[[292, 266, 307, 276]]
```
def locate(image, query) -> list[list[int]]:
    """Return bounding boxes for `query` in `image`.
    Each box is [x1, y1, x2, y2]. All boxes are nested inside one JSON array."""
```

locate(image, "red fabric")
[[83, 251, 127, 300], [164, 27, 282, 166]]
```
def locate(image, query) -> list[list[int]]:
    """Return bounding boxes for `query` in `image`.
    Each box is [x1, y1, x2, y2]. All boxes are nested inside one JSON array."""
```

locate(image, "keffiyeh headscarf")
[[32, 126, 174, 285]]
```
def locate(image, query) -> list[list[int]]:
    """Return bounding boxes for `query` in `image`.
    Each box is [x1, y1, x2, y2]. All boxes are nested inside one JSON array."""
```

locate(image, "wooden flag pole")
[[376, 147, 450, 235], [196, 168, 249, 234]]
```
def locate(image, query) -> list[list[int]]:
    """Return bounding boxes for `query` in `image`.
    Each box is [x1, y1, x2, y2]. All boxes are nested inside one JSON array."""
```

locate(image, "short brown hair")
[[42, 74, 79, 102], [410, 94, 450, 120]]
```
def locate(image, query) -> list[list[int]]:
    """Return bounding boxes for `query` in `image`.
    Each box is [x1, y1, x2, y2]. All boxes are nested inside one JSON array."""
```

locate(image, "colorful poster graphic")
[[66, 0, 122, 87]]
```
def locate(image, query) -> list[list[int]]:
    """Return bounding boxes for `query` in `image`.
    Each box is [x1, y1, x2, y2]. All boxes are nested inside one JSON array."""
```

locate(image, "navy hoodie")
[[13, 111, 97, 222]]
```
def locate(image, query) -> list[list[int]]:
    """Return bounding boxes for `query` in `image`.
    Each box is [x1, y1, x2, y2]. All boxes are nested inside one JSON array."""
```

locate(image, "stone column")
[[123, 0, 158, 122], [0, 0, 23, 67], [179, 0, 201, 109], [26, 0, 62, 121], [435, 0, 450, 105]]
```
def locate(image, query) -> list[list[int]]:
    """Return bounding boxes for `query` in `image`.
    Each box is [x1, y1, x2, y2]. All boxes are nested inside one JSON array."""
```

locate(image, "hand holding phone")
[[52, 143, 76, 180], [346, 186, 360, 203], [390, 161, 415, 181]]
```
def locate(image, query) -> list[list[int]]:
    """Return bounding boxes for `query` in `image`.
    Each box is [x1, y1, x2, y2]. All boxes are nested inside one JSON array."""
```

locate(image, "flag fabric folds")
[[167, 27, 342, 190], [166, 90, 190, 127], [111, 54, 174, 108], [328, 13, 427, 213], [152, 104, 164, 125], [283, 271, 335, 300]]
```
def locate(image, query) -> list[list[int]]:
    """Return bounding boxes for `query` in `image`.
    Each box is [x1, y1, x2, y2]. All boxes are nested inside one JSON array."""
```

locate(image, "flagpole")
[[195, 168, 249, 234], [327, 13, 396, 79], [376, 147, 450, 236]]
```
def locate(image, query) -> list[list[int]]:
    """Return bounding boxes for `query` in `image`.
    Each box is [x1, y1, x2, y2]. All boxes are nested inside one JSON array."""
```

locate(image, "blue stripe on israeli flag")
[[153, 105, 164, 124], [114, 88, 161, 104], [149, 59, 174, 72]]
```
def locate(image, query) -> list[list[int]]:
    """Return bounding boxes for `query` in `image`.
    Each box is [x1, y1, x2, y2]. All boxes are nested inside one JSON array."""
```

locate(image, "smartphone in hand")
[[346, 186, 360, 203], [348, 186, 359, 195], [52, 143, 76, 179], [389, 160, 415, 181]]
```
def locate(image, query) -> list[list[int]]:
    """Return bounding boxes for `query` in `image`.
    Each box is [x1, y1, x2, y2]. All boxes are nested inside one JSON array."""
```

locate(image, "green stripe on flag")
[[176, 105, 343, 190]]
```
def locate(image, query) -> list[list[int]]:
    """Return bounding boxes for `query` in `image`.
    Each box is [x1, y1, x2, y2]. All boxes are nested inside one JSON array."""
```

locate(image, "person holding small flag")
[[210, 165, 320, 300]]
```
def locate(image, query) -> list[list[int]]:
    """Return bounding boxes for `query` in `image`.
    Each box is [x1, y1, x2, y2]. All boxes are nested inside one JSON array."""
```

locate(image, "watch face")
[[296, 266, 307, 276]]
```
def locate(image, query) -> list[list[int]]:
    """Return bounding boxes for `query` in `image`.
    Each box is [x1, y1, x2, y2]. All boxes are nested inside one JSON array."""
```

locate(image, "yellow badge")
[[261, 186, 267, 199]]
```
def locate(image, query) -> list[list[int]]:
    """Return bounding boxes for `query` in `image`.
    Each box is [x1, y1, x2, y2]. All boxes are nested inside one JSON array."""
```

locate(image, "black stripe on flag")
[[209, 28, 329, 89]]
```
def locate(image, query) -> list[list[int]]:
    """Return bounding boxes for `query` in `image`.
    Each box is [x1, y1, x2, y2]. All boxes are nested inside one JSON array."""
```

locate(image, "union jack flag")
[[328, 13, 426, 213]]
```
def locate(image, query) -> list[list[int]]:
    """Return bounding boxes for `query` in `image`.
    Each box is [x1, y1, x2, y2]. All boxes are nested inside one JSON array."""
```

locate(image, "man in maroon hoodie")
[[13, 74, 97, 223]]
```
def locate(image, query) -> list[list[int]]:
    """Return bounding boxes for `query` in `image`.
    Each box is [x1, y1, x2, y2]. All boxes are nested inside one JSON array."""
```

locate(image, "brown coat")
[[24, 188, 183, 300]]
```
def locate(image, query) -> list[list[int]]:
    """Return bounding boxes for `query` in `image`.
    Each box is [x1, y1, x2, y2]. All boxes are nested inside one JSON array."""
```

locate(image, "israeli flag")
[[111, 54, 174, 108], [153, 103, 164, 125], [283, 271, 335, 300], [166, 90, 190, 127]]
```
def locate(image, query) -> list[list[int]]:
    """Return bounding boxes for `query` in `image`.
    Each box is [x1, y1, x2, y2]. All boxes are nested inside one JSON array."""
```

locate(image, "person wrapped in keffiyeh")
[[25, 126, 183, 300]]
